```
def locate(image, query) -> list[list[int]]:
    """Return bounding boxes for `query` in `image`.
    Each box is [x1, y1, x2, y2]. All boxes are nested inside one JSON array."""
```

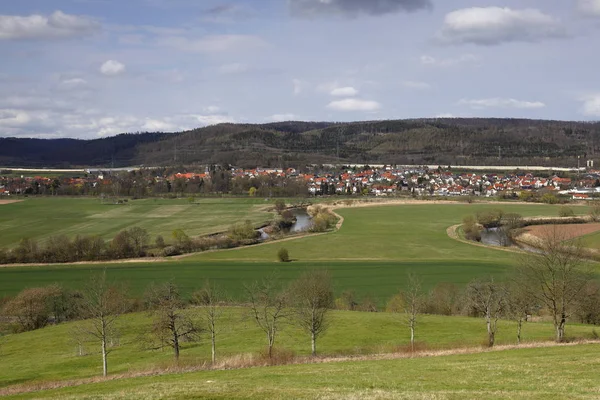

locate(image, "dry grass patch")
[[0, 200, 22, 205], [525, 223, 600, 241]]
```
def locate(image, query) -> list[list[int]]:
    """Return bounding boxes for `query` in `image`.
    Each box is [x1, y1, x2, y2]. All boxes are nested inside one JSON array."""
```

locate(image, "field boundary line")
[[1, 340, 597, 397]]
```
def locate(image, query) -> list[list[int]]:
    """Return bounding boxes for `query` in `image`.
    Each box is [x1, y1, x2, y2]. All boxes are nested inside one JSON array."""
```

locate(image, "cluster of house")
[[296, 167, 600, 199], [2, 166, 600, 200]]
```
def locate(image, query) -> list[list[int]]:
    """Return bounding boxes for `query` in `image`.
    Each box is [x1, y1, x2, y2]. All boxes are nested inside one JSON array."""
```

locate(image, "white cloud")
[[331, 87, 359, 97], [158, 34, 266, 53], [203, 106, 222, 114], [435, 113, 456, 118], [327, 98, 381, 112], [581, 95, 600, 117], [578, 0, 600, 17], [420, 54, 480, 67], [459, 98, 546, 110], [188, 114, 235, 126], [0, 10, 100, 40], [100, 60, 126, 77], [141, 119, 178, 131], [0, 109, 33, 127], [266, 113, 297, 122], [219, 63, 249, 74], [292, 79, 304, 95], [401, 81, 431, 90], [438, 7, 566, 45], [317, 81, 340, 93]]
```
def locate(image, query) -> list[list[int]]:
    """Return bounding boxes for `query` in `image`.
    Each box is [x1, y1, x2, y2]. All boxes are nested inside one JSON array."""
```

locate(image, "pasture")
[[0, 308, 597, 391], [0, 202, 593, 304], [0, 197, 275, 249], [4, 340, 600, 399]]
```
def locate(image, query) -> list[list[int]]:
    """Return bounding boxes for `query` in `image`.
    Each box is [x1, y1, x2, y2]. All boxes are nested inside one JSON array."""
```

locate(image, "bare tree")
[[145, 282, 200, 361], [290, 270, 333, 357], [517, 226, 591, 342], [466, 279, 506, 347], [504, 280, 535, 345], [245, 275, 288, 359], [76, 271, 128, 377], [402, 273, 423, 352], [193, 281, 227, 364]]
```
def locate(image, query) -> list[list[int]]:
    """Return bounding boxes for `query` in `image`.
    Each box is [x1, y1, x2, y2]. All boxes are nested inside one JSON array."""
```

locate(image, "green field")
[[0, 197, 276, 248], [0, 308, 597, 391], [1, 200, 599, 398], [4, 340, 600, 399], [579, 230, 600, 250], [0, 202, 593, 303]]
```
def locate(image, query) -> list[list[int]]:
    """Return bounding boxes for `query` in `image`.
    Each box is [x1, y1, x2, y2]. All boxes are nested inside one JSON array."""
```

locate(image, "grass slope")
[[0, 309, 597, 390], [0, 197, 275, 248], [5, 344, 600, 399]]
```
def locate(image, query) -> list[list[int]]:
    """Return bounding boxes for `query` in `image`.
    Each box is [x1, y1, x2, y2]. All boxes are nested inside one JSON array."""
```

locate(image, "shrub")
[[274, 199, 286, 213], [155, 235, 166, 249], [541, 192, 559, 204], [162, 246, 181, 257], [309, 207, 338, 233], [559, 206, 575, 218], [591, 202, 600, 222], [462, 215, 481, 242], [334, 290, 358, 311], [386, 293, 405, 313], [476, 209, 504, 228], [277, 248, 290, 262], [228, 220, 259, 241]]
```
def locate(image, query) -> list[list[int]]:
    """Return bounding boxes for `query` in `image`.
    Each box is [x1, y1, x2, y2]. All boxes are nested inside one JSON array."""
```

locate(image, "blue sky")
[[1, 0, 600, 138]]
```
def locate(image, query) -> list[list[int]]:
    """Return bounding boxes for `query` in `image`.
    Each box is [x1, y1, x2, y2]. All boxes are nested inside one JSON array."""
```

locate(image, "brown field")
[[0, 200, 22, 205], [524, 223, 600, 241]]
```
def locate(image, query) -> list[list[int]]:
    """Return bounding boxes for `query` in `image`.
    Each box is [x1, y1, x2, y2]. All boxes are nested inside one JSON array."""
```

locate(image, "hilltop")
[[1, 118, 599, 168]]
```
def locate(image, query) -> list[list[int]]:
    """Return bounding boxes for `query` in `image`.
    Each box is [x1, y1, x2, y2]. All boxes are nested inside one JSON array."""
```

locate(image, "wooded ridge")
[[1, 118, 599, 168]]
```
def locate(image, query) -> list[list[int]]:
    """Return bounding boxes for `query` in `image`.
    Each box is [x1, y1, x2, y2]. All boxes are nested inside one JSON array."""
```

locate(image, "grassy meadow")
[[0, 197, 276, 249], [1, 199, 599, 398], [0, 201, 593, 304], [0, 308, 597, 390], [4, 342, 600, 399]]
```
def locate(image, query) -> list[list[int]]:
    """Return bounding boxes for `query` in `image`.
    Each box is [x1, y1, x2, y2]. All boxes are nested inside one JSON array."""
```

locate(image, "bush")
[[162, 246, 181, 257], [476, 209, 504, 228], [277, 248, 290, 262], [228, 220, 259, 241], [462, 215, 481, 242], [591, 202, 600, 222], [309, 207, 338, 233], [274, 199, 286, 213], [541, 192, 559, 204], [155, 235, 166, 249], [559, 206, 575, 218], [386, 293, 405, 313]]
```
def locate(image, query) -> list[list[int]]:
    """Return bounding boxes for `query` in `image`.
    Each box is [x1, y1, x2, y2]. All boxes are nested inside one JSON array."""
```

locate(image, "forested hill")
[[1, 118, 599, 168]]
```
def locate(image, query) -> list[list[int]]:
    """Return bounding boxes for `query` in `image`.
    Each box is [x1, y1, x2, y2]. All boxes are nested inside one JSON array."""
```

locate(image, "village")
[[2, 165, 600, 201]]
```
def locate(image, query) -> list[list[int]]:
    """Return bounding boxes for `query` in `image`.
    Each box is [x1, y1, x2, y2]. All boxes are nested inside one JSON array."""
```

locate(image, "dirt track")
[[0, 200, 22, 205]]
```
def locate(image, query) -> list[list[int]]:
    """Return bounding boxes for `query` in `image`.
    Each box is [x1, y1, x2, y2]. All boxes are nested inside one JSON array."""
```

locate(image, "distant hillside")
[[1, 119, 599, 168]]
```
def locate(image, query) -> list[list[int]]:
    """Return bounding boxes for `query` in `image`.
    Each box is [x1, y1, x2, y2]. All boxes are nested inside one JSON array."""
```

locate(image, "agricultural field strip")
[[0, 198, 275, 248], [2, 343, 600, 399], [0, 308, 598, 393]]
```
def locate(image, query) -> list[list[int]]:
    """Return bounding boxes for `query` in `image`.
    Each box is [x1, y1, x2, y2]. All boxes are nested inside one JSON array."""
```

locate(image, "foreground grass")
[[5, 343, 600, 399], [0, 309, 597, 390], [0, 197, 276, 248]]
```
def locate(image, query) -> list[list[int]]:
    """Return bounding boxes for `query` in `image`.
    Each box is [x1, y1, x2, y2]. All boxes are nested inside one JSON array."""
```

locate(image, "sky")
[[1, 0, 600, 139]]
